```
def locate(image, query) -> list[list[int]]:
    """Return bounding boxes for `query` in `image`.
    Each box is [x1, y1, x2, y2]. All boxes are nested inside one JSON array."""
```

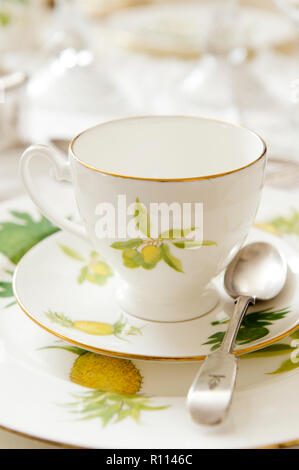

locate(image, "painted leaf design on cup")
[[160, 243, 183, 273], [122, 248, 144, 269], [58, 244, 113, 286], [110, 239, 143, 250], [111, 198, 217, 273]]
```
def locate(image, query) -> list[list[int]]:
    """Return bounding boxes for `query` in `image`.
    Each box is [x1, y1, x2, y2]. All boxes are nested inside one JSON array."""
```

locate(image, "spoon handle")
[[219, 295, 254, 354], [187, 295, 254, 426]]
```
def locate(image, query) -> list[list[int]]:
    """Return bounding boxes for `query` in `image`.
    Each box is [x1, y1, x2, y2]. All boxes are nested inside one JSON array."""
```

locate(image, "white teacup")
[[20, 116, 266, 322]]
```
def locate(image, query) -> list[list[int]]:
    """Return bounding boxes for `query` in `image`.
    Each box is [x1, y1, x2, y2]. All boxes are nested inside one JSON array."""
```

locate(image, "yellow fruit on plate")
[[73, 321, 115, 335], [70, 353, 142, 394]]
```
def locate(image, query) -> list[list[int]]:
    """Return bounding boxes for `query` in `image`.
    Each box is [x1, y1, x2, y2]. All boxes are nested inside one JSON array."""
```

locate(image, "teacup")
[[20, 116, 266, 322]]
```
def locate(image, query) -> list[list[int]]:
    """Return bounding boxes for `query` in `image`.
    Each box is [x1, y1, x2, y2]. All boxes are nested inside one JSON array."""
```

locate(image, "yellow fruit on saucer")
[[73, 321, 114, 335], [70, 353, 142, 394], [92, 261, 111, 276]]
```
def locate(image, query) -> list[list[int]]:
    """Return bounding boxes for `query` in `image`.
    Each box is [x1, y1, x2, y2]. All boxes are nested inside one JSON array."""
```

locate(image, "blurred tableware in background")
[[91, 0, 299, 143], [18, 0, 134, 141], [0, 68, 27, 151], [275, 0, 299, 127], [95, 1, 297, 58], [1, 0, 299, 179], [275, 0, 299, 23], [0, 0, 51, 71]]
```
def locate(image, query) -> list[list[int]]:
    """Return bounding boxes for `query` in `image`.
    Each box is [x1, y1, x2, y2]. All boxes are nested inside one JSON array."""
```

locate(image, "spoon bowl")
[[224, 242, 288, 301]]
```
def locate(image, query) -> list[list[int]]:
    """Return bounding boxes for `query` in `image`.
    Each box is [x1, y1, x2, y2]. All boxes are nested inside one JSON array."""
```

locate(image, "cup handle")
[[20, 144, 88, 241]]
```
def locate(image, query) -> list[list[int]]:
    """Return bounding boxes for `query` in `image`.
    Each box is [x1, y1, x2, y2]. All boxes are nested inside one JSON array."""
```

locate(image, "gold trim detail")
[[0, 424, 81, 449], [69, 116, 267, 182], [257, 439, 299, 449]]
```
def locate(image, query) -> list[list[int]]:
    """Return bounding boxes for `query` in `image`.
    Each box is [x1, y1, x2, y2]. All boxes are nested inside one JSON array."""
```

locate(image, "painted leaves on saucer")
[[204, 307, 291, 351], [255, 209, 299, 239], [58, 244, 113, 286], [111, 198, 217, 273]]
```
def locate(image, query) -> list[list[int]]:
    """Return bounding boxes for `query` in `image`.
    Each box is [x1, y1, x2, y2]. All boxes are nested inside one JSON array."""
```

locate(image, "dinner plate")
[[13, 228, 299, 361], [1, 187, 299, 448]]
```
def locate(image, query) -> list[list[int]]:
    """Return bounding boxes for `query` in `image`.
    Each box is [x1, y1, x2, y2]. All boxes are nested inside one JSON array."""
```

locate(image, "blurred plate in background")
[[97, 3, 297, 59]]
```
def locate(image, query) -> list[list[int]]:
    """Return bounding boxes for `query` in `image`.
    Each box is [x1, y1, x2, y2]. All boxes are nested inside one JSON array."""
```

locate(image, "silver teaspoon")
[[187, 242, 287, 426]]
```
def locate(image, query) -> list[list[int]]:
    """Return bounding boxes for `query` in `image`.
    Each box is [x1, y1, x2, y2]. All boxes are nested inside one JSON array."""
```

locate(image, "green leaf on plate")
[[0, 281, 13, 298], [111, 239, 143, 250], [58, 244, 85, 262], [290, 329, 299, 340], [0, 211, 59, 264], [268, 358, 299, 375], [160, 243, 183, 273], [39, 345, 86, 355], [241, 343, 294, 359], [4, 300, 16, 308], [67, 390, 169, 427]]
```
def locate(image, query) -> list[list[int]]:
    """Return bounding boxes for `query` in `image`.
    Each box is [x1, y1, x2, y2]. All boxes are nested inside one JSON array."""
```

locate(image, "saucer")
[[13, 226, 299, 361], [4, 191, 299, 448]]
